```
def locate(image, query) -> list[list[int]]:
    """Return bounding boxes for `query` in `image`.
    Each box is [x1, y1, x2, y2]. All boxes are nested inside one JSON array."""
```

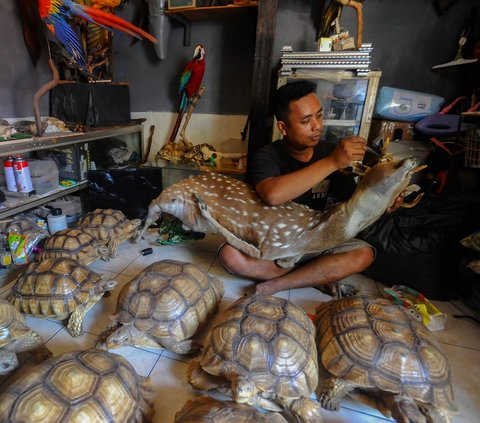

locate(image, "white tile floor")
[[1, 233, 479, 422]]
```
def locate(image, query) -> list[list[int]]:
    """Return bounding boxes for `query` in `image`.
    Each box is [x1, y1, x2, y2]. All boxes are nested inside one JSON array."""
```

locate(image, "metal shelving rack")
[[0, 122, 144, 220]]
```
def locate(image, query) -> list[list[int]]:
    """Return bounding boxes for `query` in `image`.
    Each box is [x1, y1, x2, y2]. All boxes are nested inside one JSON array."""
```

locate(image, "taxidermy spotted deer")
[[137, 157, 425, 268]]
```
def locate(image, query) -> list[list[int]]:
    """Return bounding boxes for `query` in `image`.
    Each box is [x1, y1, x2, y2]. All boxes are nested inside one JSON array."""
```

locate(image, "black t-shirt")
[[249, 140, 356, 210]]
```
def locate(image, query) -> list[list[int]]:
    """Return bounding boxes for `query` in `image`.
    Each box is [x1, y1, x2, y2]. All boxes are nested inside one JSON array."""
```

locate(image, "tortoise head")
[[0, 350, 18, 375], [94, 279, 118, 294], [231, 376, 257, 403], [106, 325, 132, 349]]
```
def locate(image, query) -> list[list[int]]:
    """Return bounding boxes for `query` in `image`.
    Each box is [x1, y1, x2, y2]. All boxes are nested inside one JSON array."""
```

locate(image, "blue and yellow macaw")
[[37, 0, 157, 70]]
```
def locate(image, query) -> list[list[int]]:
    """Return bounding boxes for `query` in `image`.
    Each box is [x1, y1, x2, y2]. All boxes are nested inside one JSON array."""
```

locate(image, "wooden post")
[[247, 0, 278, 171]]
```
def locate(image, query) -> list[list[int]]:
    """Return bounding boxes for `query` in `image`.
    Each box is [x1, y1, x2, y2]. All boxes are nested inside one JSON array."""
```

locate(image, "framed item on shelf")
[[168, 0, 195, 9]]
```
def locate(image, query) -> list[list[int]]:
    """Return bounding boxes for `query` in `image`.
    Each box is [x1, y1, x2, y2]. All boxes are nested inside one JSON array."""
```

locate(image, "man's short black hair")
[[273, 80, 317, 123]]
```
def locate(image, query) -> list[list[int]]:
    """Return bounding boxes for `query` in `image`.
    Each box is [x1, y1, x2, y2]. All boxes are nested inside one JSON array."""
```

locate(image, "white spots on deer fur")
[[277, 223, 287, 229], [252, 212, 259, 217], [242, 210, 249, 216], [283, 231, 291, 237]]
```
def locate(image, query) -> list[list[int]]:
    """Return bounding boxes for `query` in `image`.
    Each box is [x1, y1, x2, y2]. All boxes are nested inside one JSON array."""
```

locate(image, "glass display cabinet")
[[274, 69, 381, 143]]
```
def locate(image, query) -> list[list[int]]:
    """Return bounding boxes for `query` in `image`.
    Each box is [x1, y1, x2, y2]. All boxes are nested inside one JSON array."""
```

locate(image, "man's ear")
[[277, 120, 288, 137]]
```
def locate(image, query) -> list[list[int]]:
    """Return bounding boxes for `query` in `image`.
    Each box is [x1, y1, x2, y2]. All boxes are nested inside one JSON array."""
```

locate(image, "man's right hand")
[[330, 136, 367, 169]]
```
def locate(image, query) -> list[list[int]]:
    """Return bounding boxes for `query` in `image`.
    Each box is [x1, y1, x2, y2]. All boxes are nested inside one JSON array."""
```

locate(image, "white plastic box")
[[29, 159, 59, 194]]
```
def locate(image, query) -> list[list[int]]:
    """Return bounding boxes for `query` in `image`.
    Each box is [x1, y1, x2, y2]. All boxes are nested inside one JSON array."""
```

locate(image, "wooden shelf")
[[165, 3, 258, 21]]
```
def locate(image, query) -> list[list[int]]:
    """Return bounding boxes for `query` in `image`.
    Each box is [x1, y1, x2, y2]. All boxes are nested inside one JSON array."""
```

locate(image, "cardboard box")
[[37, 143, 90, 182], [50, 83, 131, 127]]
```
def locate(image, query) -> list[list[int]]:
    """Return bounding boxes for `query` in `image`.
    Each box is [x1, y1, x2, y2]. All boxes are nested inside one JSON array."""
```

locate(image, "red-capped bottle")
[[3, 155, 17, 192], [13, 154, 33, 193]]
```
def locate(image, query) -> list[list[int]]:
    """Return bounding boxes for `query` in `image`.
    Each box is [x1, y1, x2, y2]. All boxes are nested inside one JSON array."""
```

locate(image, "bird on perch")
[[320, 0, 364, 49], [168, 44, 206, 144], [37, 0, 157, 70]]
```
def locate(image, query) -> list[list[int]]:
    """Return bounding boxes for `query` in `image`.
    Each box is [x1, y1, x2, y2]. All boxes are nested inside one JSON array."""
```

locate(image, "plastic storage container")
[[374, 86, 445, 122], [29, 159, 59, 194]]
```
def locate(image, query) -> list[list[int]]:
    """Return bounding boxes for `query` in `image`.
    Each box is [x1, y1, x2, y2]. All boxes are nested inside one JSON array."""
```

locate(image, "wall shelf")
[[0, 122, 144, 219], [165, 3, 258, 21], [0, 122, 144, 157], [165, 3, 258, 46]]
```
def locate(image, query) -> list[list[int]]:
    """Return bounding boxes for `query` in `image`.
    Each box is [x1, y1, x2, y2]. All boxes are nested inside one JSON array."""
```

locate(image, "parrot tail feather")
[[69, 2, 157, 44]]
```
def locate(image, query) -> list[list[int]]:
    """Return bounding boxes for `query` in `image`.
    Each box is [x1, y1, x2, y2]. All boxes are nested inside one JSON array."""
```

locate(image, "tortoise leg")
[[187, 360, 226, 391], [108, 239, 119, 258], [97, 244, 112, 262], [284, 397, 324, 423], [319, 377, 355, 411], [10, 332, 52, 363], [160, 338, 201, 355], [383, 395, 427, 423], [67, 305, 87, 337]]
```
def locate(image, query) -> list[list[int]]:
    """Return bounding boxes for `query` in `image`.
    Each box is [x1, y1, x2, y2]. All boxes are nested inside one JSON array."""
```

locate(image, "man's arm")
[[256, 137, 366, 205]]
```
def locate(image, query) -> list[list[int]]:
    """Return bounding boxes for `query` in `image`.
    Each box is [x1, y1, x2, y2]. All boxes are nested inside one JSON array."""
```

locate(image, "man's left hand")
[[386, 192, 405, 214]]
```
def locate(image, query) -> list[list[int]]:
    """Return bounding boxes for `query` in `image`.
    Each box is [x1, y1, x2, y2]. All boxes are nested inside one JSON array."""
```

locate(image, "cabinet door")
[[274, 70, 381, 143]]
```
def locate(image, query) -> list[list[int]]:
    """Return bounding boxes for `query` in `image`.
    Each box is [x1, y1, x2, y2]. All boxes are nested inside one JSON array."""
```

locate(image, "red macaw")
[[169, 44, 206, 143], [37, 0, 157, 70]]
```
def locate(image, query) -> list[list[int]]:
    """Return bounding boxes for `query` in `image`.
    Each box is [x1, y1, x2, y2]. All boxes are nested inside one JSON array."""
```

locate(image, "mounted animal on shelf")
[[19, 0, 158, 136], [137, 156, 426, 268], [157, 44, 206, 162]]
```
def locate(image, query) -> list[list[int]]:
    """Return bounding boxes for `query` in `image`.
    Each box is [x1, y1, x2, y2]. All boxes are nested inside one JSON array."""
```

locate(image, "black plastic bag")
[[359, 193, 480, 300]]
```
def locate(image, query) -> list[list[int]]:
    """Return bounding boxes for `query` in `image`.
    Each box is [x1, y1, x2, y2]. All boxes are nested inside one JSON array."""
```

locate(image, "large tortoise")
[[187, 295, 323, 423], [314, 296, 457, 423], [39, 227, 115, 265], [104, 259, 224, 354], [8, 257, 117, 337], [0, 348, 155, 422], [174, 396, 288, 423], [0, 298, 52, 374], [78, 208, 141, 255]]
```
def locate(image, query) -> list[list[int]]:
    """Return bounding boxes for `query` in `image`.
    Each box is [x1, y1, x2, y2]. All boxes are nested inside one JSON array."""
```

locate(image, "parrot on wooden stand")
[[168, 44, 206, 147]]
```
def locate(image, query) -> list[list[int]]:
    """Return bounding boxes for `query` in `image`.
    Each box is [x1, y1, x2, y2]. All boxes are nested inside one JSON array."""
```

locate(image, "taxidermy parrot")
[[37, 0, 157, 70], [168, 44, 206, 144]]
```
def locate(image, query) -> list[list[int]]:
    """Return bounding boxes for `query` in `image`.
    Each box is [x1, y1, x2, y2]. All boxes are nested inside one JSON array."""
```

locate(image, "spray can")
[[13, 154, 33, 193], [3, 155, 17, 192]]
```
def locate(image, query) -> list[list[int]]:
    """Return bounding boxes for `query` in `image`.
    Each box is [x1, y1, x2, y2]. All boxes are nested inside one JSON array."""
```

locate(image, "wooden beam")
[[247, 0, 278, 172]]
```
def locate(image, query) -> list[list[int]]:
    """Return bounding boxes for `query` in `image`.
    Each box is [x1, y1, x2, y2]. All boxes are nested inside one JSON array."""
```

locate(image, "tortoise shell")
[[8, 257, 105, 318], [0, 298, 31, 349], [39, 227, 108, 264], [199, 294, 318, 399], [0, 349, 155, 422], [184, 143, 216, 164], [78, 208, 140, 241], [174, 396, 287, 423], [315, 296, 456, 413], [111, 259, 224, 345]]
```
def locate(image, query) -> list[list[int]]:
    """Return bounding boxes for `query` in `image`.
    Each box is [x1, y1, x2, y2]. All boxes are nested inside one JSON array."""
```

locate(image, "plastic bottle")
[[47, 208, 68, 235], [3, 155, 17, 192]]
